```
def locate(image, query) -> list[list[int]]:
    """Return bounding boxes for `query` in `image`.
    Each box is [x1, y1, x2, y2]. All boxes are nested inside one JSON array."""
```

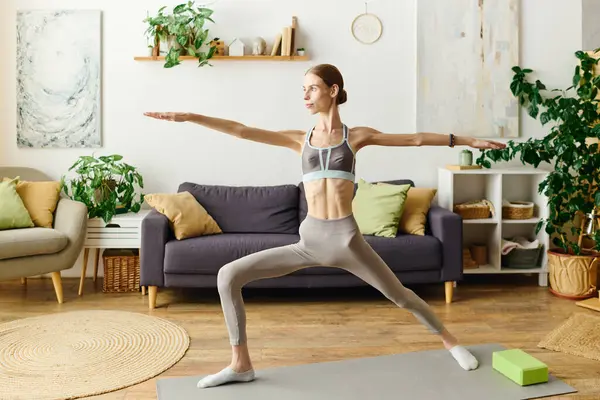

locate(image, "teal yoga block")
[[492, 349, 548, 386]]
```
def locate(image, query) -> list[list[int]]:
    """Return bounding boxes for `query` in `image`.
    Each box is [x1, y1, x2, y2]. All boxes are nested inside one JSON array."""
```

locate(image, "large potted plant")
[[476, 48, 600, 299], [143, 1, 220, 68], [61, 154, 145, 224]]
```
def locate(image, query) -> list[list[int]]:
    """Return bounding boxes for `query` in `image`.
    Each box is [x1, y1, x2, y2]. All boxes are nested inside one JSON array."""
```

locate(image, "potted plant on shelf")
[[61, 154, 145, 224], [297, 47, 305, 56], [143, 1, 220, 68], [476, 48, 600, 300]]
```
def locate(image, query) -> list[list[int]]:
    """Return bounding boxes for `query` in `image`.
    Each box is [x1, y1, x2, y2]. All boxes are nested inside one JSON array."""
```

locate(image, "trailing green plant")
[[143, 1, 219, 68], [476, 48, 600, 255], [61, 155, 145, 224]]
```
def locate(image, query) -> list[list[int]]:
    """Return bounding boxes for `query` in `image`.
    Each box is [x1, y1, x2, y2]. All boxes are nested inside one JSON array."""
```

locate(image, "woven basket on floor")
[[102, 249, 140, 293], [502, 201, 534, 219]]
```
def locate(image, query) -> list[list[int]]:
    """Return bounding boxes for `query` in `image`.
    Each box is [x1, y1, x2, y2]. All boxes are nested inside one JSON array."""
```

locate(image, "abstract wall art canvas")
[[16, 10, 101, 148], [583, 0, 600, 51], [416, 0, 520, 138]]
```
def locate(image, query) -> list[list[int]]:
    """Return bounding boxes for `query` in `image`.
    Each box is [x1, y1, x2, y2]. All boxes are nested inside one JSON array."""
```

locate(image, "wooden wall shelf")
[[134, 55, 309, 61]]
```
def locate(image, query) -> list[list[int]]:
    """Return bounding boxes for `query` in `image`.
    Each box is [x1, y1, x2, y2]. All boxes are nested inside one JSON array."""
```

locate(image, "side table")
[[79, 209, 150, 295]]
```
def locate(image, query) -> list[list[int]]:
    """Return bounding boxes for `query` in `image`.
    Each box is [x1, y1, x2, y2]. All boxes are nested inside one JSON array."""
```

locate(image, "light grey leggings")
[[217, 214, 446, 345]]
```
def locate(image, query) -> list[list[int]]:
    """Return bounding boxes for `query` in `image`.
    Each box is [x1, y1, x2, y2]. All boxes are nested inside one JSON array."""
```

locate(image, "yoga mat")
[[156, 344, 576, 400]]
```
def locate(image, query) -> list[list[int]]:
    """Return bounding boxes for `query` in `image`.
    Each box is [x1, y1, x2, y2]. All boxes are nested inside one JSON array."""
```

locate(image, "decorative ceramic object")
[[251, 37, 266, 55], [228, 38, 245, 56], [459, 149, 473, 166]]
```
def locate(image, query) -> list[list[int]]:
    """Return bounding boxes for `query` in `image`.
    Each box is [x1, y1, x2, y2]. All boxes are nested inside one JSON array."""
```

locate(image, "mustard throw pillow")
[[0, 178, 34, 230], [2, 177, 62, 228], [352, 178, 411, 238], [395, 187, 437, 235], [144, 191, 222, 240]]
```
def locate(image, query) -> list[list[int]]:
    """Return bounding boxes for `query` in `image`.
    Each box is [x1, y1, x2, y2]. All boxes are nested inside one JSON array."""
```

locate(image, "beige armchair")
[[0, 167, 88, 303]]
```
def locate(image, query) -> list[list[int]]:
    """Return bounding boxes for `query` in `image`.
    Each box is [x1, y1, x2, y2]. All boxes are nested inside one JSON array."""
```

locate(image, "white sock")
[[449, 345, 479, 370], [197, 366, 255, 388]]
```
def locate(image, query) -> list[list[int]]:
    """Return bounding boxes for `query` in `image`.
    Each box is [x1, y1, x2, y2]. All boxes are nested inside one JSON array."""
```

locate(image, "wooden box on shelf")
[[210, 40, 225, 55], [463, 248, 478, 269]]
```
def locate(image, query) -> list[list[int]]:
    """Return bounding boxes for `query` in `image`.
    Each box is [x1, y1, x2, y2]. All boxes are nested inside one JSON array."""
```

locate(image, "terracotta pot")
[[547, 248, 598, 299]]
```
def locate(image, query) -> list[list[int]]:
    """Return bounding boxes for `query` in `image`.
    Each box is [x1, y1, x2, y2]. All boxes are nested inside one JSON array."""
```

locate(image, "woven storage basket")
[[501, 245, 543, 268], [102, 249, 140, 293], [502, 201, 534, 220], [453, 203, 491, 219]]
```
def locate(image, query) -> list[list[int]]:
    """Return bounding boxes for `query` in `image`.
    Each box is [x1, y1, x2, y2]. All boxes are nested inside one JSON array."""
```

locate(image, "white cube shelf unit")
[[437, 167, 550, 286]]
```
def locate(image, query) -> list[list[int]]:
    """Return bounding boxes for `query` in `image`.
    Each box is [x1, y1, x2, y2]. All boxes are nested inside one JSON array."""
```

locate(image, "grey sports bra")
[[301, 124, 356, 183]]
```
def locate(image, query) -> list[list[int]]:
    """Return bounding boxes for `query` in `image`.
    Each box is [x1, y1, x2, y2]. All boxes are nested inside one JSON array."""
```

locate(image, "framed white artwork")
[[16, 10, 102, 148]]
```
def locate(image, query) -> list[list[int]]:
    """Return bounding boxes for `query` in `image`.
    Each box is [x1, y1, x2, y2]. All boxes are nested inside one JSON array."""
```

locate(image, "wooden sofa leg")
[[21, 277, 27, 285], [51, 272, 64, 304], [444, 281, 454, 304], [149, 286, 158, 309]]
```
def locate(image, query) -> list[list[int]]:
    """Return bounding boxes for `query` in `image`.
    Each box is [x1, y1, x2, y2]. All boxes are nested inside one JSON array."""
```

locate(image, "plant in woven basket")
[[475, 48, 600, 299], [61, 154, 145, 224]]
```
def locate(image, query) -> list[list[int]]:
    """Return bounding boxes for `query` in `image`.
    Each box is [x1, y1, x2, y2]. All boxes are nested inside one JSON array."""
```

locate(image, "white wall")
[[0, 0, 584, 277]]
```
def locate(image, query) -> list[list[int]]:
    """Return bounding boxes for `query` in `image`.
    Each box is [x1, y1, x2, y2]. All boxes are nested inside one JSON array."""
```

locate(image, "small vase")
[[297, 50, 305, 56], [459, 150, 473, 166]]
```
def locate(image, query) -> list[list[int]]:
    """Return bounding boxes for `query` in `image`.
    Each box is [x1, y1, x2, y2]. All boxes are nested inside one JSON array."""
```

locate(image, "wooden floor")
[[1, 275, 600, 399]]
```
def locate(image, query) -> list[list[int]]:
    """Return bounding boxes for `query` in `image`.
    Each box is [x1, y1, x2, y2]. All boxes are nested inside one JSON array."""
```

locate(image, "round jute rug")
[[0, 310, 190, 400]]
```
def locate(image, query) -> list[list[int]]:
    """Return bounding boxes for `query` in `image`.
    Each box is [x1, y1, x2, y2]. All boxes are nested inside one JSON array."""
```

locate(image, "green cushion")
[[352, 178, 411, 238], [0, 177, 34, 230], [492, 349, 548, 386]]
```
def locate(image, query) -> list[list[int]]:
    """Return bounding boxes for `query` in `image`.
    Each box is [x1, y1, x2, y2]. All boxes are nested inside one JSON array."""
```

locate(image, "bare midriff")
[[303, 178, 355, 220]]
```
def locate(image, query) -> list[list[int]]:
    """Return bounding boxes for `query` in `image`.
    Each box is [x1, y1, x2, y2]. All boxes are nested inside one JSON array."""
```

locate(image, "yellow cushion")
[[2, 177, 61, 228], [395, 187, 437, 236], [144, 191, 222, 240]]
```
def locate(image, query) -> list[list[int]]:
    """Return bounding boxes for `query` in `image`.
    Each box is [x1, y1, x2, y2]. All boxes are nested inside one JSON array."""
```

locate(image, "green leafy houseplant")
[[143, 1, 220, 68], [61, 155, 145, 224], [477, 49, 600, 257], [475, 49, 600, 299]]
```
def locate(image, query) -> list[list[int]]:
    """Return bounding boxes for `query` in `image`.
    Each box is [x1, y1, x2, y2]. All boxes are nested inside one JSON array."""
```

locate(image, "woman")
[[144, 64, 506, 389]]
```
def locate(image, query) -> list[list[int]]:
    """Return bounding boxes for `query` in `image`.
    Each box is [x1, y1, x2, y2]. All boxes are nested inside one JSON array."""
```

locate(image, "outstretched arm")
[[144, 112, 304, 152], [354, 127, 506, 150]]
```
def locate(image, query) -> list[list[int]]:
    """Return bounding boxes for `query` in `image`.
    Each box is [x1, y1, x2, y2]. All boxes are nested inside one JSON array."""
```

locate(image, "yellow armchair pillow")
[[144, 191, 222, 240], [2, 177, 61, 228]]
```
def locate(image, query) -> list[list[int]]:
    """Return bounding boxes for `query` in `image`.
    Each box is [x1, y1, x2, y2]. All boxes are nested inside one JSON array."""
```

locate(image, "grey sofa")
[[141, 180, 463, 309], [0, 167, 88, 303]]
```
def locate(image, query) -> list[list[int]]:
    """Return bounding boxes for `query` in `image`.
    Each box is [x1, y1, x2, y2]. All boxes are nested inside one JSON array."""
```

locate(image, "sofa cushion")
[[144, 191, 222, 240], [179, 182, 300, 234], [396, 187, 437, 236], [353, 179, 411, 238], [364, 233, 442, 272], [0, 178, 34, 230], [164, 232, 441, 276], [0, 228, 68, 260], [2, 177, 61, 228], [164, 233, 301, 274]]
